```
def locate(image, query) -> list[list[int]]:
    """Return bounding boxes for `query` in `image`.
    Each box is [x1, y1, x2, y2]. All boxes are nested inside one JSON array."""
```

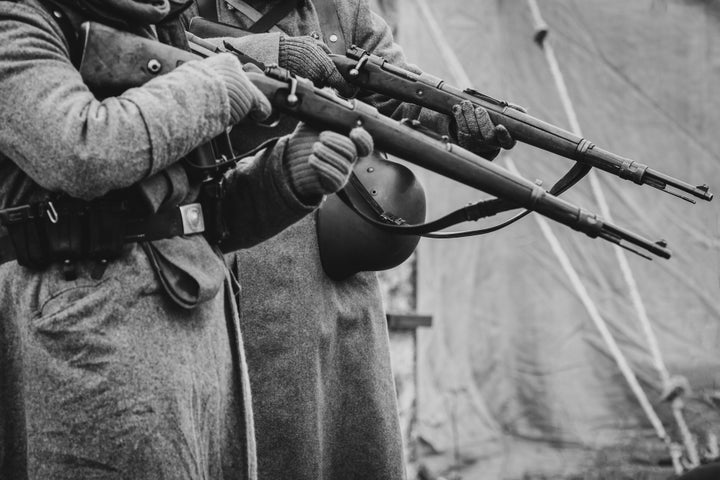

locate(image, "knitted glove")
[[452, 100, 515, 160], [203, 53, 272, 124], [285, 123, 374, 199], [278, 35, 355, 97]]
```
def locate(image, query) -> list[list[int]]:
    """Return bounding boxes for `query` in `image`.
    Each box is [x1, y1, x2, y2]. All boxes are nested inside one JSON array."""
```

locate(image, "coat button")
[[329, 34, 338, 43]]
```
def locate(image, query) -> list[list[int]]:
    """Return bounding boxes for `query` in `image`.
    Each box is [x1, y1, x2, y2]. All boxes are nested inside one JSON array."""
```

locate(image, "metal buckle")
[[179, 203, 205, 235]]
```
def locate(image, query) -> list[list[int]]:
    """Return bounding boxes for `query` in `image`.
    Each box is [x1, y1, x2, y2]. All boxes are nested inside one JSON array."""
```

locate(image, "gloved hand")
[[452, 100, 515, 160], [203, 53, 272, 124], [278, 35, 356, 97], [284, 123, 374, 199]]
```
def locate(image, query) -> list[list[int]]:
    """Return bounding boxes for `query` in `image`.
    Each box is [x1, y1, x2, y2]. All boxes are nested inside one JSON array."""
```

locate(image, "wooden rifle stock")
[[332, 47, 713, 204], [78, 21, 672, 259], [247, 67, 670, 259]]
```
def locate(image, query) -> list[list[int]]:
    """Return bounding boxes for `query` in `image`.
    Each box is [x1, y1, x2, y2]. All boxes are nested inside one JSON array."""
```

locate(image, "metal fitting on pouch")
[[0, 200, 128, 270]]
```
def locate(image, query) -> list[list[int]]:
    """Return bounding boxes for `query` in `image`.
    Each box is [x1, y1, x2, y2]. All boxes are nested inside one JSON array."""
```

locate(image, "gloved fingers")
[[247, 82, 272, 122], [310, 144, 353, 178], [494, 124, 516, 149], [317, 130, 359, 163], [453, 100, 500, 144], [315, 39, 333, 55], [452, 101, 472, 133], [308, 131, 359, 191], [472, 105, 497, 143], [326, 68, 357, 98], [308, 153, 350, 192], [204, 53, 272, 124], [279, 36, 331, 84], [348, 126, 374, 157], [291, 122, 321, 142], [242, 62, 273, 121]]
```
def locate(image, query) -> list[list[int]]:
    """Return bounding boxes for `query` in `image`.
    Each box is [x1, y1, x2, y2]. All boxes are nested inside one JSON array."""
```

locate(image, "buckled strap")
[[0, 203, 206, 266]]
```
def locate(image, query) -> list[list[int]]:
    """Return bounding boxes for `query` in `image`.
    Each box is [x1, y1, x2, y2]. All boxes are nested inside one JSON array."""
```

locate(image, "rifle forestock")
[[76, 21, 670, 259], [332, 49, 713, 203], [249, 70, 670, 259]]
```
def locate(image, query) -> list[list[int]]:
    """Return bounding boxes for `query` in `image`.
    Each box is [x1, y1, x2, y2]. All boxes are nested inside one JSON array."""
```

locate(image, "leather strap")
[[213, 0, 343, 50], [189, 16, 253, 39], [247, 0, 299, 33], [36, 0, 84, 67], [312, 0, 345, 54], [196, 0, 218, 22], [335, 188, 519, 237], [0, 204, 205, 266]]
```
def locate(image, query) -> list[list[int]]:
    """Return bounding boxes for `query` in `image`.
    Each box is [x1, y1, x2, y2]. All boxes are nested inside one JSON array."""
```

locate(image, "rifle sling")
[[247, 0, 301, 33], [422, 160, 592, 238], [335, 187, 526, 237], [313, 0, 345, 54], [189, 10, 565, 238], [36, 0, 84, 67], [196, 0, 218, 22]]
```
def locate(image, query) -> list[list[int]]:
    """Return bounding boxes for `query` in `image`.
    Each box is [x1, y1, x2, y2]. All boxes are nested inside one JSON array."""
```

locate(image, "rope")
[[415, 0, 688, 472], [528, 0, 672, 394], [506, 156, 671, 446], [527, 0, 698, 470]]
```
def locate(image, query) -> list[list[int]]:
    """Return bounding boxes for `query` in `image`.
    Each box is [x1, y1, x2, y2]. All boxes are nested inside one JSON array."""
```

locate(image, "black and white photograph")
[[0, 0, 718, 479]]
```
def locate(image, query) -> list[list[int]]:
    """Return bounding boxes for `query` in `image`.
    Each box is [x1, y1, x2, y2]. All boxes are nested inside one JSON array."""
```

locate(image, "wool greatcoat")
[[0, 1, 322, 478], [182, 1, 452, 479]]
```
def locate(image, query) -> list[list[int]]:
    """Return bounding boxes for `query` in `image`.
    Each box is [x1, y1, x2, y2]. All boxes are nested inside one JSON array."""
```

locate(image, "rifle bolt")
[[287, 94, 299, 106], [147, 59, 162, 74]]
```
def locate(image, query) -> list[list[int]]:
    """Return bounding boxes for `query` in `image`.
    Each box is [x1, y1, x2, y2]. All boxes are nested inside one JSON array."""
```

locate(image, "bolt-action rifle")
[[79, 22, 671, 259], [330, 47, 713, 204]]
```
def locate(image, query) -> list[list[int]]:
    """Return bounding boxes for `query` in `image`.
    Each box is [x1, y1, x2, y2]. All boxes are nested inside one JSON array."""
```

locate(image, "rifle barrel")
[[332, 50, 713, 203], [247, 70, 671, 259]]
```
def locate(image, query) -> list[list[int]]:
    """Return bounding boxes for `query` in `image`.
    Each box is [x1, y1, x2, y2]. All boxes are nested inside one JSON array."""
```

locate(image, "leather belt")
[[0, 202, 206, 266]]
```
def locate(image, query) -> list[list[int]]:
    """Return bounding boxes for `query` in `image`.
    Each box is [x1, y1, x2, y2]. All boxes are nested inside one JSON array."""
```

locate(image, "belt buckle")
[[179, 203, 205, 235]]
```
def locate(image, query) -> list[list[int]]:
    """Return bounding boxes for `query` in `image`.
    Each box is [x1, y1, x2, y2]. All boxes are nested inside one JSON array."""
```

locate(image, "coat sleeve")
[[0, 2, 233, 200], [220, 136, 320, 251], [349, 0, 452, 135], [218, 32, 282, 65]]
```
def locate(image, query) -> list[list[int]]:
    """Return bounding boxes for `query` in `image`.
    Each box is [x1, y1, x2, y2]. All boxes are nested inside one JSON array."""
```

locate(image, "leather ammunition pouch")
[[0, 196, 209, 271]]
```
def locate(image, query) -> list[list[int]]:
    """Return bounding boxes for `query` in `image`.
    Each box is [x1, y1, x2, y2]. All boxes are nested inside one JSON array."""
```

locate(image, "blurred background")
[[373, 0, 720, 479]]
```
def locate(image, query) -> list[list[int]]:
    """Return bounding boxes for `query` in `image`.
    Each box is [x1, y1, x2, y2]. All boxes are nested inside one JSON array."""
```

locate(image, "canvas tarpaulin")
[[392, 0, 720, 478]]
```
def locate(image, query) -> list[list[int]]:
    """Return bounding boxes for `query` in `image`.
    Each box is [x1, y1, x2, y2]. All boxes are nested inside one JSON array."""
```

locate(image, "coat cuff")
[[220, 32, 281, 66]]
